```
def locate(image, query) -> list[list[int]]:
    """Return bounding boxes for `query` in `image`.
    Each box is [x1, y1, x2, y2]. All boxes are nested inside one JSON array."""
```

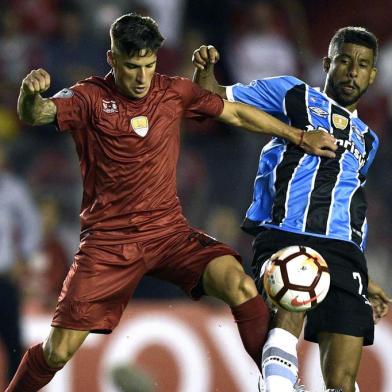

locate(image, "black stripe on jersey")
[[272, 84, 308, 224], [330, 105, 350, 140], [349, 186, 366, 245], [363, 127, 376, 158], [304, 104, 346, 233]]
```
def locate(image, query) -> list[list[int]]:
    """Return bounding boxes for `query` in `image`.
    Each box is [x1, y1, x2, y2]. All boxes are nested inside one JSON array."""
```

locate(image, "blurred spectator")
[[41, 1, 107, 93], [0, 145, 42, 381], [0, 9, 38, 85], [378, 37, 392, 119], [226, 0, 298, 83], [26, 197, 69, 310], [8, 0, 58, 36]]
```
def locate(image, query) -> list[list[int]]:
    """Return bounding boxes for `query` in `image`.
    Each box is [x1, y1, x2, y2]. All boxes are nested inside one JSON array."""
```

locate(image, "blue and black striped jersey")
[[227, 76, 379, 251]]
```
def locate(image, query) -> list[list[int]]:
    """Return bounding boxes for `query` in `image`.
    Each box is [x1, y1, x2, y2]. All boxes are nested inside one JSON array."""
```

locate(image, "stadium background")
[[0, 0, 391, 391]]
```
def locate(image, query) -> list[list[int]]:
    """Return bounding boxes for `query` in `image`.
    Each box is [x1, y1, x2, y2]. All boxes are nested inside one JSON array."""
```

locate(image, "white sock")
[[262, 328, 299, 392]]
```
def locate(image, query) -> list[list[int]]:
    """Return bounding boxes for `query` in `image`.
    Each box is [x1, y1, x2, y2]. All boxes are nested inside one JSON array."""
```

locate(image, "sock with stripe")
[[262, 327, 299, 392]]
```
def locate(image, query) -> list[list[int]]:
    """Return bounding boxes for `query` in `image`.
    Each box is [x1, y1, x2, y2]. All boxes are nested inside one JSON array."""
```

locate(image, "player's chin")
[[337, 92, 360, 107]]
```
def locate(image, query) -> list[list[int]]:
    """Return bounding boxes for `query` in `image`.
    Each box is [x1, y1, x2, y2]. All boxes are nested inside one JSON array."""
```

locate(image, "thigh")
[[52, 243, 146, 333], [146, 228, 241, 299], [318, 332, 363, 389]]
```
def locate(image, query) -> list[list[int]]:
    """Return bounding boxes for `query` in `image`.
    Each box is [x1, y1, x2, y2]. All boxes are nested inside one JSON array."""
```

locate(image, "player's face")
[[323, 43, 377, 111], [108, 48, 157, 99]]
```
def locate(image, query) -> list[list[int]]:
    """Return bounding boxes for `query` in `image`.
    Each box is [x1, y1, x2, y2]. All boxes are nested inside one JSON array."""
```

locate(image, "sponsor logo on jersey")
[[102, 99, 118, 113], [53, 88, 74, 99], [336, 138, 366, 167], [332, 114, 349, 130], [130, 116, 149, 137], [309, 106, 328, 118]]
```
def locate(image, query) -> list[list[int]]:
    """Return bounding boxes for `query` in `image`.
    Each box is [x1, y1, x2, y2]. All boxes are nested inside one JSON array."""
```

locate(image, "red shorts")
[[52, 228, 240, 333]]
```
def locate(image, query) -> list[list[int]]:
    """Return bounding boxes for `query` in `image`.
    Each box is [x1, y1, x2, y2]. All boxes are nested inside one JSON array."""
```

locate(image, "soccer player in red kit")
[[8, 13, 336, 391]]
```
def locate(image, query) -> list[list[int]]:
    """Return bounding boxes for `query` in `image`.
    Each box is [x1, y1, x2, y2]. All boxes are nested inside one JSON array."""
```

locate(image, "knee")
[[223, 269, 258, 305], [43, 341, 75, 368]]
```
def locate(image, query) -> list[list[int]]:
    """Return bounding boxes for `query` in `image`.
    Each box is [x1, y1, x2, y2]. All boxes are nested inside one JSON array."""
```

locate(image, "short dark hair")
[[328, 26, 378, 65], [110, 13, 164, 56]]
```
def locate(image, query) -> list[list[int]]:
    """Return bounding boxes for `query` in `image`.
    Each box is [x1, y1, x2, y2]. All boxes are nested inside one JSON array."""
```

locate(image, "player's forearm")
[[17, 90, 56, 126], [193, 65, 226, 98], [219, 101, 302, 144]]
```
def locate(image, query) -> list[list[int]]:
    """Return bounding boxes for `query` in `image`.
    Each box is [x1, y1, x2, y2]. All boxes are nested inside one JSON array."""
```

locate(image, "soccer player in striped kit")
[[6, 13, 337, 392], [193, 27, 392, 392]]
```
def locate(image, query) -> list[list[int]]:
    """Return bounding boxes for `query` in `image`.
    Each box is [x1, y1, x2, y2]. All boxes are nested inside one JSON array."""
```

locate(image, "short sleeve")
[[226, 76, 303, 118], [51, 84, 92, 132], [173, 77, 224, 120]]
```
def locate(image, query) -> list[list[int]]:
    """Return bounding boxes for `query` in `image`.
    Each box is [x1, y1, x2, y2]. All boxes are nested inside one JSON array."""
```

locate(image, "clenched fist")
[[192, 45, 220, 70], [21, 69, 51, 95]]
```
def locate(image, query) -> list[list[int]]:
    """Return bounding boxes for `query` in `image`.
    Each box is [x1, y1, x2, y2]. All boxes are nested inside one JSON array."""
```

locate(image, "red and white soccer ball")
[[263, 245, 331, 312]]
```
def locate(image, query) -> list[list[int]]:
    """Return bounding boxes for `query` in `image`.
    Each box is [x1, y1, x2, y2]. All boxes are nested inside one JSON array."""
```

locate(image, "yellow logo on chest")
[[332, 114, 349, 130], [130, 116, 149, 137]]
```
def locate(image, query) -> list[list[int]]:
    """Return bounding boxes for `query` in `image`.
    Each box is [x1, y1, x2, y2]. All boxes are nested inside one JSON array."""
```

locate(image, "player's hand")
[[368, 279, 392, 324], [192, 45, 220, 70], [300, 130, 337, 159], [21, 69, 51, 96]]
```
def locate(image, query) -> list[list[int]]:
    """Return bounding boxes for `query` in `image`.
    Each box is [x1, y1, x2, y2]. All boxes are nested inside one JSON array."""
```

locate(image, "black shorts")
[[252, 228, 374, 346]]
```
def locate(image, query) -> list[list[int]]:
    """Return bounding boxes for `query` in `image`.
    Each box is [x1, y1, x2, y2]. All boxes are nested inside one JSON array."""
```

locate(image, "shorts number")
[[353, 272, 371, 305]]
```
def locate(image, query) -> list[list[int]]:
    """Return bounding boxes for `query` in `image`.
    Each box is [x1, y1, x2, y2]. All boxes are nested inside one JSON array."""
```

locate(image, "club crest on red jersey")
[[102, 99, 118, 113], [131, 116, 149, 137]]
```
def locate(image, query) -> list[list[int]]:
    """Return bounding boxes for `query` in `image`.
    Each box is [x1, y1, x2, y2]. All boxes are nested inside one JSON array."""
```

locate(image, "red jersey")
[[52, 73, 224, 244]]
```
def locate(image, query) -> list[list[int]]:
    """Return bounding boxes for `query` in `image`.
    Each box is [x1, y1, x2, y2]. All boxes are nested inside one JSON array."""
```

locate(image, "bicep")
[[217, 100, 241, 125]]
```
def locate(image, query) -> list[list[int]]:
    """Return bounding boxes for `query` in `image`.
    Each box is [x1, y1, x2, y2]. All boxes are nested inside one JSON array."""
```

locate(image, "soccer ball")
[[263, 245, 330, 312]]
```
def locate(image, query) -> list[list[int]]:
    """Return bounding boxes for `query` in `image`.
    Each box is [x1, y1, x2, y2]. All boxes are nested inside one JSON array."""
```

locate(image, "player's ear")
[[369, 67, 377, 85], [323, 57, 331, 73], [107, 50, 114, 67]]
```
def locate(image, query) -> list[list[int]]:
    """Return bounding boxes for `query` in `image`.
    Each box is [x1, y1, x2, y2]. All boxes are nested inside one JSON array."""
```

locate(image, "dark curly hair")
[[110, 13, 164, 57], [328, 26, 378, 65]]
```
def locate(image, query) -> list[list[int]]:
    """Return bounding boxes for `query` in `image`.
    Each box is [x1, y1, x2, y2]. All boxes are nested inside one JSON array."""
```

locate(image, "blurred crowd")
[[0, 0, 392, 309]]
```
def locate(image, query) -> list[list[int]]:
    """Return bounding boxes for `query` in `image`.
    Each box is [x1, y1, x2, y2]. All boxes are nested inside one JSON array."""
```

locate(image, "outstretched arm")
[[217, 100, 337, 158], [17, 68, 57, 126]]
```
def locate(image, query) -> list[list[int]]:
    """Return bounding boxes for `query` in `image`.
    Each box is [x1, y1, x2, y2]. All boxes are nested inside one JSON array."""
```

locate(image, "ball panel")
[[263, 259, 285, 297], [286, 254, 320, 287]]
